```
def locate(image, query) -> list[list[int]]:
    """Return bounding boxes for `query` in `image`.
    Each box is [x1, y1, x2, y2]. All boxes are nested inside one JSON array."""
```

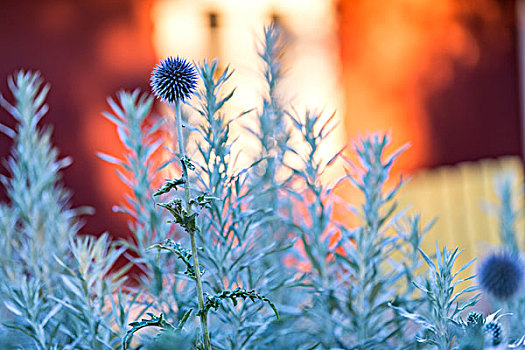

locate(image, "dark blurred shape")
[[207, 10, 221, 59], [270, 12, 281, 27], [426, 1, 521, 167], [478, 250, 524, 300], [208, 11, 219, 29], [0, 0, 157, 238]]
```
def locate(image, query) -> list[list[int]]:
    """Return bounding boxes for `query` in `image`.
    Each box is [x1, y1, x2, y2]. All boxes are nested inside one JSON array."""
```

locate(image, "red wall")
[[0, 0, 157, 239]]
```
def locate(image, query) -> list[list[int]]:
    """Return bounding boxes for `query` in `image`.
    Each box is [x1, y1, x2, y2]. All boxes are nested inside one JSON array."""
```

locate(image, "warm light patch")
[[338, 0, 501, 171], [150, 0, 345, 182]]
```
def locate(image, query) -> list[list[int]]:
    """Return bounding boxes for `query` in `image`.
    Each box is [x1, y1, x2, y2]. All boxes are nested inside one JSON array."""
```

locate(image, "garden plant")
[[0, 25, 524, 349]]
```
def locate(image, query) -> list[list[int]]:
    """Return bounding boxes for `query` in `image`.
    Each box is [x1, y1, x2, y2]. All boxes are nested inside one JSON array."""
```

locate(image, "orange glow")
[[338, 0, 502, 171], [78, 1, 156, 239], [84, 105, 128, 212]]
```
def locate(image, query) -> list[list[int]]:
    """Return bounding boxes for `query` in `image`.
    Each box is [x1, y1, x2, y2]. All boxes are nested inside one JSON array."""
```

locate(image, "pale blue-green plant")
[[99, 90, 194, 320], [390, 214, 435, 346], [191, 60, 289, 350], [391, 244, 480, 349], [246, 24, 291, 242], [492, 174, 521, 253], [2, 277, 61, 349], [4, 26, 520, 350], [279, 114, 429, 349], [0, 72, 140, 350], [329, 135, 410, 348], [124, 57, 280, 350], [100, 90, 197, 347], [276, 109, 342, 348], [51, 234, 131, 349], [99, 90, 171, 255], [394, 215, 435, 302], [0, 71, 81, 280], [238, 25, 306, 349], [245, 26, 431, 349], [0, 71, 81, 348]]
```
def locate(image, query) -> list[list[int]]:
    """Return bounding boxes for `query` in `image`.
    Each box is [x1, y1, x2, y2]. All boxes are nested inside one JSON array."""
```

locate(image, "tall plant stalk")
[[174, 101, 211, 350], [136, 56, 278, 349]]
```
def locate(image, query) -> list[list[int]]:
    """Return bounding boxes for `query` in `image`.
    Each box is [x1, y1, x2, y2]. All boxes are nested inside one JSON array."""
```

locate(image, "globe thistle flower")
[[150, 57, 198, 103], [478, 251, 524, 300], [484, 321, 503, 345]]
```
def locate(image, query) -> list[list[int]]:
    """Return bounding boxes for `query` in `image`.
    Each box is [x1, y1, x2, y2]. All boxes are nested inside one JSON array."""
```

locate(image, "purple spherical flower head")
[[150, 57, 198, 103], [478, 251, 524, 300]]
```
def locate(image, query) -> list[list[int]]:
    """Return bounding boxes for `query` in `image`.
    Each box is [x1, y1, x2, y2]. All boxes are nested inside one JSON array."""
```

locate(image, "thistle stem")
[[174, 101, 211, 350]]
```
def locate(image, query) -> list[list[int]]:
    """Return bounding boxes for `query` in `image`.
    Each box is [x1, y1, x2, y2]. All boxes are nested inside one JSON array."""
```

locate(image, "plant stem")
[[174, 101, 211, 350]]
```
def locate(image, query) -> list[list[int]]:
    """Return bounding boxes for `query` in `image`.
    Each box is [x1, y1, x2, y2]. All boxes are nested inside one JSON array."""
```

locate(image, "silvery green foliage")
[[278, 110, 342, 348], [493, 175, 521, 253], [0, 203, 18, 279], [247, 25, 290, 237], [331, 135, 411, 348], [99, 90, 171, 254], [51, 234, 132, 349], [392, 214, 435, 345], [0, 71, 79, 348], [144, 328, 196, 350], [391, 245, 480, 349], [2, 277, 60, 349], [252, 25, 289, 186], [4, 32, 518, 350], [240, 26, 303, 349], [124, 58, 281, 349], [190, 60, 286, 349], [2, 235, 136, 349], [100, 91, 195, 342], [0, 72, 136, 349], [0, 71, 79, 280], [246, 27, 430, 349], [281, 124, 427, 348], [394, 215, 435, 300]]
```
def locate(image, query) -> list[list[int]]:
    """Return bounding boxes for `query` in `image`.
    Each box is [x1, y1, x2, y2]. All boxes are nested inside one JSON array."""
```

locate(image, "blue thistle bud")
[[466, 312, 483, 326], [484, 321, 503, 345], [478, 251, 524, 300], [150, 57, 198, 103]]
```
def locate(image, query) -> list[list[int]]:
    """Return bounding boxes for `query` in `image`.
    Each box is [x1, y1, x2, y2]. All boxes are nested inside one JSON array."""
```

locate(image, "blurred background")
[[0, 0, 523, 266]]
